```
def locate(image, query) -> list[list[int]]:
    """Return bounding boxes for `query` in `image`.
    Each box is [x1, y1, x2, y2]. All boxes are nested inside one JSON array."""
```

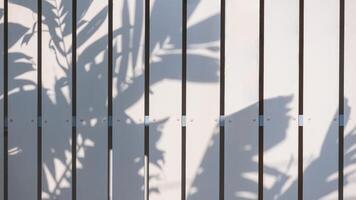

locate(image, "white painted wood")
[[186, 1, 220, 199], [41, 0, 72, 199], [112, 0, 145, 199], [8, 0, 38, 199], [0, 0, 4, 198], [304, 0, 339, 199], [264, 0, 299, 198], [76, 1, 108, 199], [344, 1, 356, 198], [225, 1, 259, 199], [149, 0, 182, 199]]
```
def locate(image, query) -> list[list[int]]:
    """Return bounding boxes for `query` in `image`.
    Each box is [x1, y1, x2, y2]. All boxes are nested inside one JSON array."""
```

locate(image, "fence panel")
[[345, 0, 356, 198], [225, 0, 259, 199], [186, 0, 220, 199], [76, 1, 108, 199], [149, 0, 182, 199], [0, 0, 4, 199], [1, 0, 356, 199], [8, 0, 38, 199], [304, 0, 339, 199], [264, 0, 299, 199], [41, 0, 73, 199], [112, 0, 145, 199]]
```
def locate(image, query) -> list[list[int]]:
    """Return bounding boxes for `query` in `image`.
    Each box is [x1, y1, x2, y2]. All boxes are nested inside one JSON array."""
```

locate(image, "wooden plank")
[[186, 0, 220, 199], [112, 0, 145, 199], [225, 0, 259, 199], [76, 1, 108, 199], [7, 0, 38, 199], [41, 0, 72, 199], [304, 0, 339, 199], [0, 0, 4, 198], [149, 0, 182, 199], [344, 0, 356, 198], [263, 0, 299, 198]]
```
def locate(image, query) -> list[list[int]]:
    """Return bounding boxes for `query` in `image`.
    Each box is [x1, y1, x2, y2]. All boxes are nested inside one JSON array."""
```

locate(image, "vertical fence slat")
[[264, 0, 299, 198], [298, 0, 304, 197], [258, 1, 264, 198], [338, 0, 344, 198], [225, 0, 259, 199], [186, 1, 220, 199], [225, 0, 259, 197], [0, 0, 4, 198], [41, 0, 72, 199], [8, 0, 38, 199], [108, 0, 113, 199], [144, 0, 149, 198], [112, 0, 145, 199], [182, 0, 187, 198], [304, 0, 339, 199], [76, 1, 108, 199], [149, 0, 182, 199], [344, 0, 356, 198]]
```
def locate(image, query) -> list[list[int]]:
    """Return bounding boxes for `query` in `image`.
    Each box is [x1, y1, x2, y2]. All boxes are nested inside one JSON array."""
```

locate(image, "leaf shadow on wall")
[[1, 0, 220, 199], [2, 0, 356, 200], [113, 0, 220, 199], [187, 97, 356, 200]]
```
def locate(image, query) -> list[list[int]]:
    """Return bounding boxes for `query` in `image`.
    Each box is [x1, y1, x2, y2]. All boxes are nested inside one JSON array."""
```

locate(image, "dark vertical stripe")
[[144, 0, 150, 116], [339, 1, 345, 119], [219, 126, 225, 200], [72, 0, 77, 199], [144, 0, 150, 199], [258, 0, 264, 199], [338, 126, 344, 199], [3, 0, 8, 199], [219, 0, 225, 200], [339, 0, 344, 199], [182, 0, 187, 199], [298, 1, 304, 116], [220, 0, 225, 116], [219, 126, 224, 199], [108, 0, 113, 199], [298, 126, 303, 199], [144, 125, 149, 200], [181, 127, 186, 200], [37, 0, 42, 199], [298, 0, 304, 199]]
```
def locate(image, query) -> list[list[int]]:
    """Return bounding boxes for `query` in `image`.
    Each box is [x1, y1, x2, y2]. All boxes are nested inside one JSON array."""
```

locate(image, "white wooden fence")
[[1, 0, 356, 200]]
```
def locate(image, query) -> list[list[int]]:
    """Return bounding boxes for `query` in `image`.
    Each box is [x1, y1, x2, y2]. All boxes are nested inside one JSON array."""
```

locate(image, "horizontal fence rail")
[[1, 0, 355, 200]]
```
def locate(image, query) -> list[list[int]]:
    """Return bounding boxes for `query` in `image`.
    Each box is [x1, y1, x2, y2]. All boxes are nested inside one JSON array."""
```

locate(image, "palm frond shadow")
[[1, 0, 355, 199], [2, 0, 219, 199], [188, 97, 356, 200]]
